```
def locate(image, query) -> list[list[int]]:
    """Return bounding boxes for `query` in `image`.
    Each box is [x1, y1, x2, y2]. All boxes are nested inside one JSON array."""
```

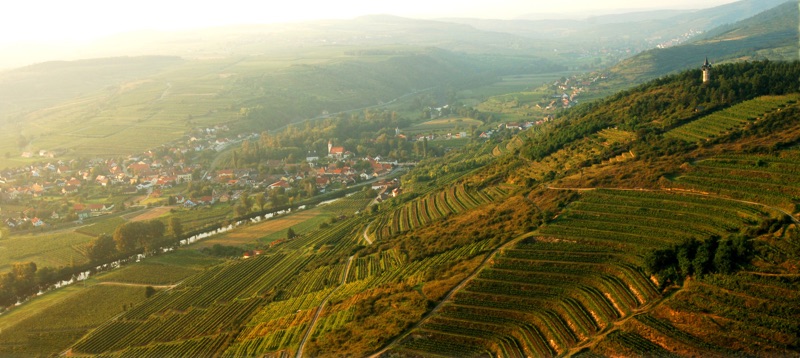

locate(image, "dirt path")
[[295, 255, 354, 358], [362, 223, 374, 245], [367, 232, 536, 358]]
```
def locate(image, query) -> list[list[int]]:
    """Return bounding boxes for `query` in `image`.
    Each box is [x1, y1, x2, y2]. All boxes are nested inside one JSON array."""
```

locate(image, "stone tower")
[[702, 57, 712, 83]]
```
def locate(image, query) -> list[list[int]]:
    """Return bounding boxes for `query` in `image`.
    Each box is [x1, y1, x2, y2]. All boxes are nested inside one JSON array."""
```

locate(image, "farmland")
[[381, 187, 781, 356], [665, 94, 799, 142], [0, 284, 149, 357], [0, 230, 92, 272], [671, 150, 800, 211], [0, 43, 796, 357], [367, 183, 507, 241]]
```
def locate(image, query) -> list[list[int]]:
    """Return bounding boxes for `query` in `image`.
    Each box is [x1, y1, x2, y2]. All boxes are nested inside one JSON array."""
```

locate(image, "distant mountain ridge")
[[440, 0, 793, 46], [608, 0, 799, 83]]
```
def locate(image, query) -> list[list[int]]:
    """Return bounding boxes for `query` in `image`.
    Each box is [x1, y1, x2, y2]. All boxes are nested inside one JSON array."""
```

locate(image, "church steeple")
[[702, 57, 712, 83]]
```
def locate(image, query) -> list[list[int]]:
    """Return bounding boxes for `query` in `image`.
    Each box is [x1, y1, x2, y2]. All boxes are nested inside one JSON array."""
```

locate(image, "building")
[[702, 57, 712, 83], [327, 140, 346, 159]]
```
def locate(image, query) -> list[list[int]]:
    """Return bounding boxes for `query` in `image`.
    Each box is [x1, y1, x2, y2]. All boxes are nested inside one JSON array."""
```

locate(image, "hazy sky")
[[1, 0, 740, 45]]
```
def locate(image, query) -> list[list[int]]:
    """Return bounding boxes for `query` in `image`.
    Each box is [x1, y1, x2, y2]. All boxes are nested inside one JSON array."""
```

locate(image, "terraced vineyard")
[[367, 184, 507, 241], [593, 246, 800, 357], [514, 128, 636, 182], [383, 188, 782, 356], [537, 189, 776, 253], [665, 94, 798, 142], [671, 150, 800, 211]]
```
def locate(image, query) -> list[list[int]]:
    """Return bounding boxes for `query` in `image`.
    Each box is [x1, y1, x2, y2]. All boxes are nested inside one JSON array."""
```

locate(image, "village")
[[0, 124, 405, 231]]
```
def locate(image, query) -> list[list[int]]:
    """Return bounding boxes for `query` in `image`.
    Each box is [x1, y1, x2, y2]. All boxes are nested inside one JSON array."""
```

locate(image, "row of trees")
[[86, 218, 183, 263]]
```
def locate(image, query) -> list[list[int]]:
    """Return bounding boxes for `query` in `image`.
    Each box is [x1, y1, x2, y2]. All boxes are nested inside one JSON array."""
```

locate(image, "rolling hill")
[[7, 61, 790, 357], [0, 47, 562, 168]]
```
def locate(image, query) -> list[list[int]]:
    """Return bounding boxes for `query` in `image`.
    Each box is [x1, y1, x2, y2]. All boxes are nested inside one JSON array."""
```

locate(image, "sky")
[[1, 0, 741, 46]]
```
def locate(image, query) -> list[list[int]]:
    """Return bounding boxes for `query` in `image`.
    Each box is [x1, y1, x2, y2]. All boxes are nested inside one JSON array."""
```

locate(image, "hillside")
[[607, 1, 799, 83], [7, 61, 790, 357], [0, 47, 561, 168]]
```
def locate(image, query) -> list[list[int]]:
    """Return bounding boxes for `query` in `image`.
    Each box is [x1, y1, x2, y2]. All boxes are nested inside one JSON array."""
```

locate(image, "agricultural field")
[[0, 284, 149, 357], [126, 206, 175, 222], [0, 230, 92, 273], [665, 94, 799, 142], [367, 184, 507, 241], [194, 208, 328, 249], [74, 216, 127, 237], [383, 188, 783, 356], [317, 192, 374, 217], [592, 233, 800, 357], [458, 72, 577, 103], [96, 250, 223, 285], [670, 150, 800, 212], [503, 127, 636, 184], [163, 204, 233, 233], [537, 189, 777, 254], [69, 213, 363, 357], [403, 117, 482, 135]]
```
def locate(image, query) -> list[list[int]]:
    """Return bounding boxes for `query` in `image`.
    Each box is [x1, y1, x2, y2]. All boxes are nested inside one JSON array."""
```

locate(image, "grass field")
[[0, 230, 92, 273], [403, 117, 482, 135], [193, 208, 331, 249]]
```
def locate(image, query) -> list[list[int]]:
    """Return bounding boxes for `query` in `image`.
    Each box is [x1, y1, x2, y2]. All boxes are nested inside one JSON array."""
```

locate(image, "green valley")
[[0, 1, 798, 357]]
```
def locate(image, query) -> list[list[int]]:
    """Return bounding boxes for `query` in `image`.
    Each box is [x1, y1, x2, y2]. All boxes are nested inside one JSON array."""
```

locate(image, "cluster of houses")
[[1, 121, 403, 229], [542, 73, 607, 110]]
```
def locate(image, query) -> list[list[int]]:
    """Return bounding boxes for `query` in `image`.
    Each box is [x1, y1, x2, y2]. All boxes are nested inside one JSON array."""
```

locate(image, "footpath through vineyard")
[[295, 255, 355, 358]]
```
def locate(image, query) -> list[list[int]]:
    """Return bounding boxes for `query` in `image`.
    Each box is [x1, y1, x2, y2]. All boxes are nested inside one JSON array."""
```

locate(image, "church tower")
[[702, 57, 712, 83], [328, 140, 333, 155]]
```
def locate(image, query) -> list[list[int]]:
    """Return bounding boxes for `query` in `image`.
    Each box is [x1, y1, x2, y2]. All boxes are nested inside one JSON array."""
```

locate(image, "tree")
[[255, 194, 266, 211], [12, 262, 37, 298], [692, 236, 719, 277], [145, 286, 157, 298], [287, 227, 297, 240], [714, 240, 735, 274], [87, 234, 118, 262], [166, 217, 183, 238]]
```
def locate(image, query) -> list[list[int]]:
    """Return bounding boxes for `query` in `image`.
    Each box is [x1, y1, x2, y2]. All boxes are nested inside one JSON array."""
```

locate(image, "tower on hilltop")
[[702, 57, 712, 83]]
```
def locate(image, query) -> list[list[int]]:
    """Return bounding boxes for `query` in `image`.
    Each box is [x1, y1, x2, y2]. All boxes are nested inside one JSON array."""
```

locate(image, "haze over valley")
[[0, 0, 798, 356]]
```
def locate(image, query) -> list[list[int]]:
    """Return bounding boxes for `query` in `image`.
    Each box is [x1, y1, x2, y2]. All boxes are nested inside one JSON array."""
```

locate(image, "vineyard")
[[69, 212, 363, 357], [671, 150, 800, 211], [513, 128, 636, 183], [317, 191, 374, 217], [593, 248, 800, 356], [0, 285, 148, 357], [367, 184, 507, 241], [383, 188, 783, 356], [664, 94, 798, 142], [537, 189, 776, 254]]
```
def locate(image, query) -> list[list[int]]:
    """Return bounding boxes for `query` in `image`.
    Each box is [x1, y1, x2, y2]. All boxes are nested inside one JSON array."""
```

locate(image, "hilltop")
[[2, 60, 791, 357]]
